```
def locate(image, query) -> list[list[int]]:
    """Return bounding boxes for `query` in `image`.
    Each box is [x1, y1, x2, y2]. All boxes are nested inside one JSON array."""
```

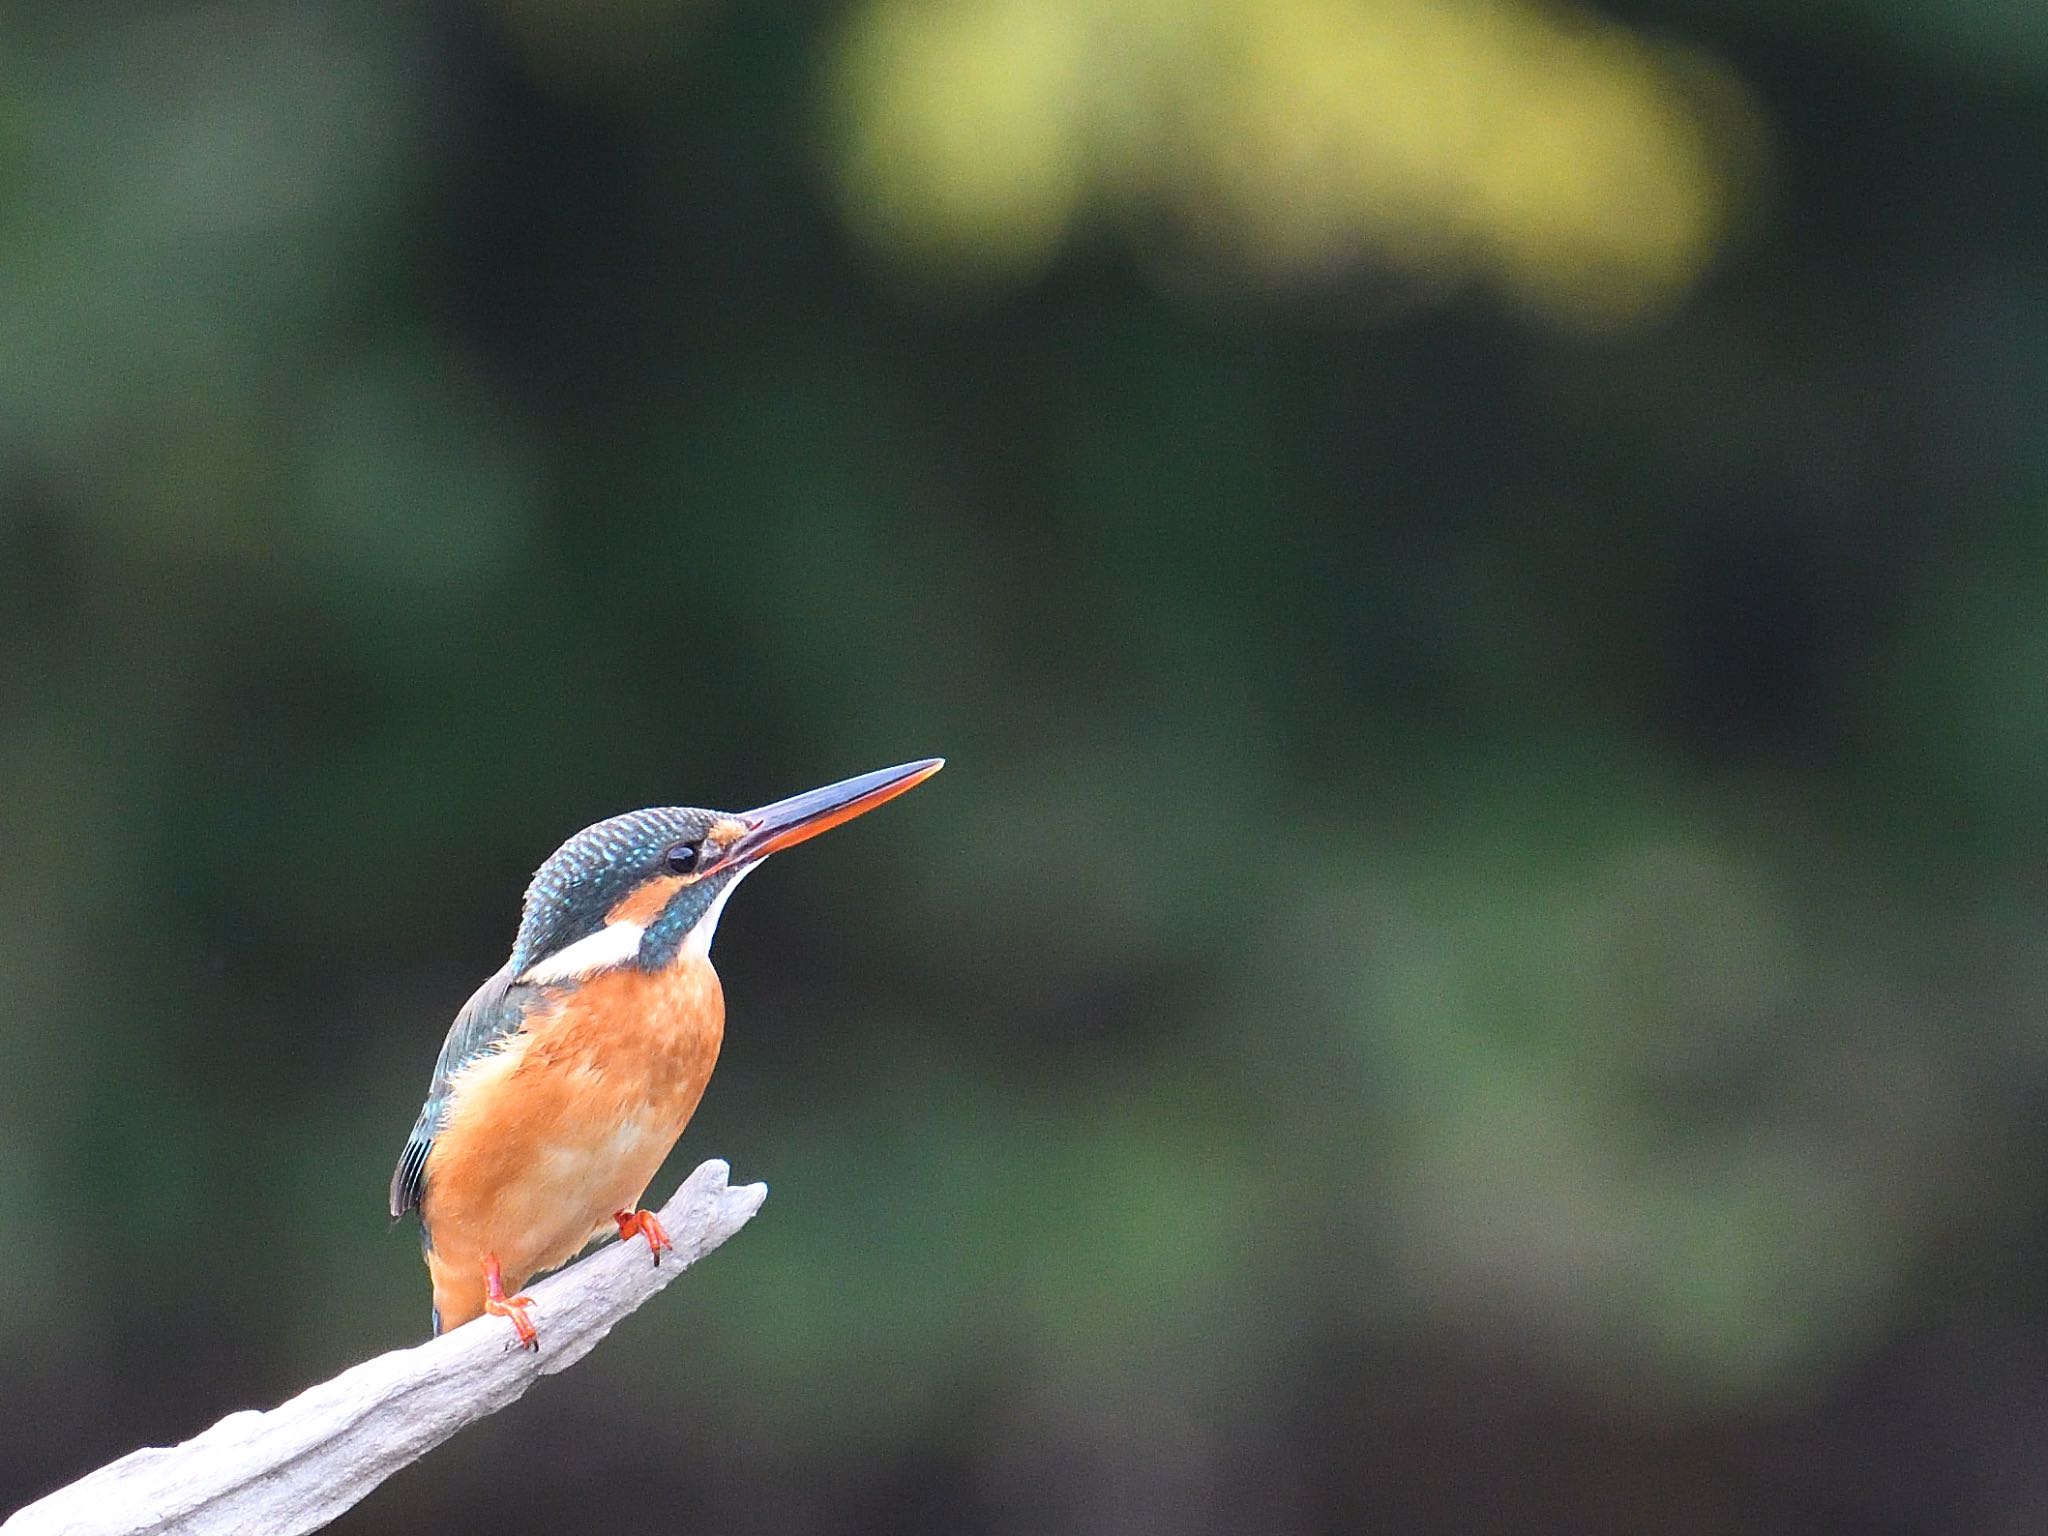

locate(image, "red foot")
[[483, 1254, 538, 1351], [614, 1208, 674, 1265]]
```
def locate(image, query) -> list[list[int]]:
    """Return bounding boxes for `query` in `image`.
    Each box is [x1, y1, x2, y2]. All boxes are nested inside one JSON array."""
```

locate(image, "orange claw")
[[613, 1208, 674, 1265], [483, 1253, 539, 1351]]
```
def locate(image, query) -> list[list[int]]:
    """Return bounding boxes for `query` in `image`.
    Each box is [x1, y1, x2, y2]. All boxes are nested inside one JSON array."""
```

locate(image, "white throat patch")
[[680, 863, 752, 962]]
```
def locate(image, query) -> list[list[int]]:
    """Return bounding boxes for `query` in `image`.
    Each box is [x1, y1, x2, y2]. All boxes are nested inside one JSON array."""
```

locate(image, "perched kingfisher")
[[390, 758, 943, 1349]]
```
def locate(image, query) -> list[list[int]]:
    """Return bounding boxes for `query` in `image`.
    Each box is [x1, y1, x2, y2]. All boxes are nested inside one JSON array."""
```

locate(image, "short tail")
[[427, 1248, 487, 1334]]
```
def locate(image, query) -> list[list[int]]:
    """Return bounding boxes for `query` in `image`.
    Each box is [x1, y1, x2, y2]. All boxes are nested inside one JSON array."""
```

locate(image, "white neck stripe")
[[516, 864, 755, 984], [517, 919, 646, 985]]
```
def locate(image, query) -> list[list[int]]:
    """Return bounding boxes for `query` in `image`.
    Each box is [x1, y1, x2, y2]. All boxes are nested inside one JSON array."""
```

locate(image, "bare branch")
[[4, 1159, 767, 1536]]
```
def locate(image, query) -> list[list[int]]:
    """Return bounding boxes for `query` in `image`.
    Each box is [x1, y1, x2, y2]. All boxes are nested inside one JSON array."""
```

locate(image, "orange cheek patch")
[[608, 874, 686, 926]]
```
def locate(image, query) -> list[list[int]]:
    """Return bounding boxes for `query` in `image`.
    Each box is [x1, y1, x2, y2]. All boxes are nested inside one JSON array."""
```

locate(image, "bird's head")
[[510, 758, 943, 985]]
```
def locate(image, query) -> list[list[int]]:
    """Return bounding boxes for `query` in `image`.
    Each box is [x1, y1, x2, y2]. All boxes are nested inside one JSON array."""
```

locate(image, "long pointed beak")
[[711, 758, 944, 872]]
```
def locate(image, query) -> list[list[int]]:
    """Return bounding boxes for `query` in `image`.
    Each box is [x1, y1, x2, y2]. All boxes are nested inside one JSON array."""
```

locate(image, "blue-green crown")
[[512, 807, 735, 973]]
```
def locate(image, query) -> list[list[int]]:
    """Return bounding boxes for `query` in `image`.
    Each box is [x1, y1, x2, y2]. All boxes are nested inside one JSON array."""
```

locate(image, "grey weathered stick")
[[3, 1159, 766, 1536]]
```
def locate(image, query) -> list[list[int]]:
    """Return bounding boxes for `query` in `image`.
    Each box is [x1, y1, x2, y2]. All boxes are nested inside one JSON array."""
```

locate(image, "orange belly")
[[419, 957, 724, 1329]]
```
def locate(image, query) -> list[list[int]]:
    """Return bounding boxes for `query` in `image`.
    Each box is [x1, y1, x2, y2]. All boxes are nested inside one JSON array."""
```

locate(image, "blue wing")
[[389, 963, 530, 1221]]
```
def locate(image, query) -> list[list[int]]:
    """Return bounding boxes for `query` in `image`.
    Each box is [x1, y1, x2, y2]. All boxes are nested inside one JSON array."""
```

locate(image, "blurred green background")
[[2, 0, 2045, 1531]]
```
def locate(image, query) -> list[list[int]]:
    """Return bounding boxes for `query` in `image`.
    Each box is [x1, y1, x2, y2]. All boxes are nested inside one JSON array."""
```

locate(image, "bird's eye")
[[664, 841, 701, 875]]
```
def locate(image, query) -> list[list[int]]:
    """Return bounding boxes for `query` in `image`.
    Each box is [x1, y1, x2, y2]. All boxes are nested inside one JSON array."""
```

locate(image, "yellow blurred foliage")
[[828, 0, 1762, 325], [833, 0, 1095, 283]]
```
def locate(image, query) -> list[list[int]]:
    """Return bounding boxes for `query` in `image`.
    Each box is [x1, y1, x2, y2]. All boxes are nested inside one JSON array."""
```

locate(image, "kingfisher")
[[389, 758, 943, 1349]]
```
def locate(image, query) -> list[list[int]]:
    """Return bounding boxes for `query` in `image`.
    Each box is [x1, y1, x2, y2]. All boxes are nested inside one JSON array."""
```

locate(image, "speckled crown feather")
[[511, 806, 721, 972]]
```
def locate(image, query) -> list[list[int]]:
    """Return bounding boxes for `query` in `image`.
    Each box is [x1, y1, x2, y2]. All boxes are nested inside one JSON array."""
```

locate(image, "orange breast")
[[420, 957, 724, 1327]]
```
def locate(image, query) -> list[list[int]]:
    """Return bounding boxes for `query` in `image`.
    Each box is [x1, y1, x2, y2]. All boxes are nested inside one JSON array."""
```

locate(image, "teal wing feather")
[[389, 963, 529, 1220]]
